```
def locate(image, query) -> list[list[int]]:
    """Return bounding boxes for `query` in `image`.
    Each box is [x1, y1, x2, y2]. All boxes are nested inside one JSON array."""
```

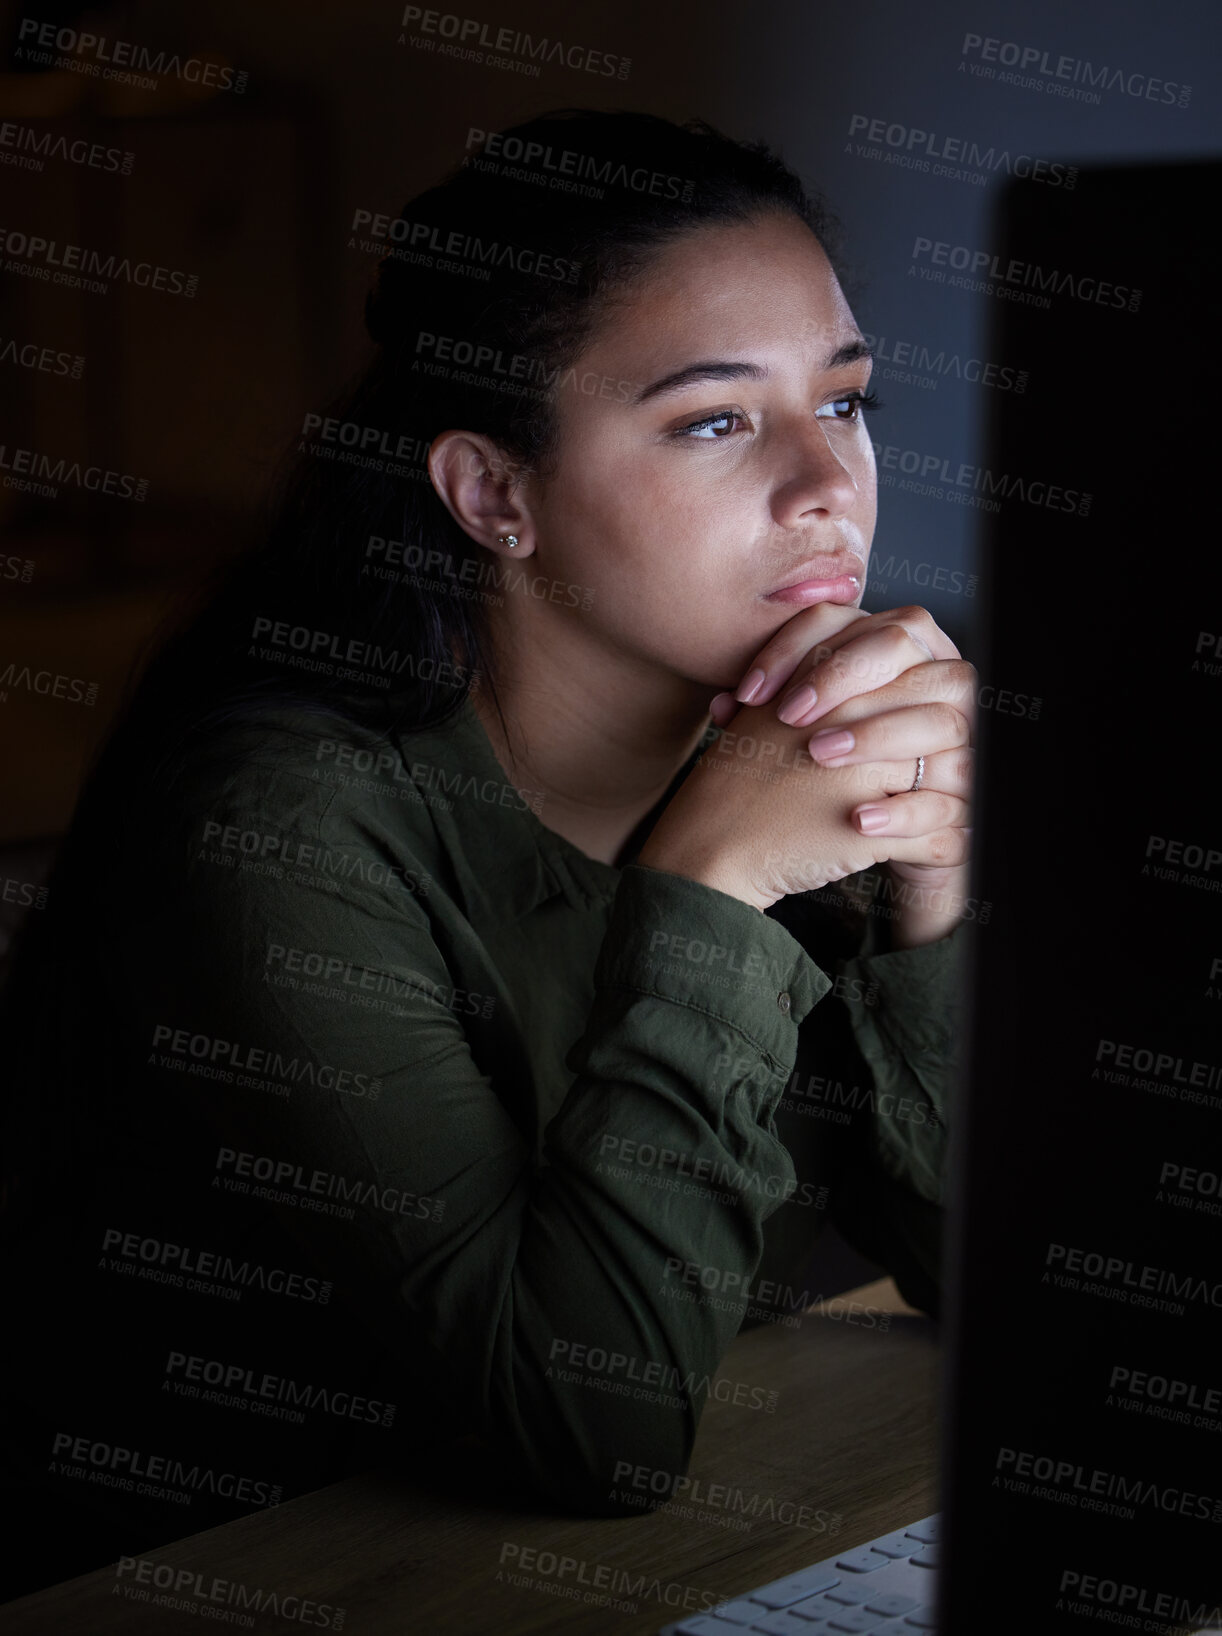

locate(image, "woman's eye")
[[815, 389, 882, 423], [673, 409, 746, 440]]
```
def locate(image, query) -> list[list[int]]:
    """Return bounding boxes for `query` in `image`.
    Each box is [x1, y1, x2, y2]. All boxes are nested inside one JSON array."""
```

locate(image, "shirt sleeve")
[[840, 916, 968, 1204], [148, 774, 835, 1517], [816, 881, 970, 1318]]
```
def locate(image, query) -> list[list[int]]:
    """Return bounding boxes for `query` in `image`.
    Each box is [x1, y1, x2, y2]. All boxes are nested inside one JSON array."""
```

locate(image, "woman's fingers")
[[710, 603, 868, 725], [775, 618, 965, 729], [828, 746, 972, 812], [803, 746, 973, 815], [710, 603, 965, 730], [708, 690, 741, 728], [739, 602, 961, 712], [733, 602, 869, 705], [807, 703, 972, 768], [772, 609, 963, 728], [799, 658, 979, 743], [876, 823, 973, 871], [851, 788, 971, 840]]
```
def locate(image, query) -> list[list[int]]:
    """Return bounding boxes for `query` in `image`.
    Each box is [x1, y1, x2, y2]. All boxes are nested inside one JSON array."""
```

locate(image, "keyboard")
[[659, 1514, 939, 1635]]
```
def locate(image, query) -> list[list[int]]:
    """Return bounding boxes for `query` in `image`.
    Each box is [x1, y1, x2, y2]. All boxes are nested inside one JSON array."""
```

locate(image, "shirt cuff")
[[848, 917, 967, 1070], [841, 921, 967, 1202], [596, 863, 832, 1077]]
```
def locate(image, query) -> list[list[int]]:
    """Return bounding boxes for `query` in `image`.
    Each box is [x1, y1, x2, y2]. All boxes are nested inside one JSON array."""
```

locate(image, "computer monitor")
[[941, 159, 1222, 1632]]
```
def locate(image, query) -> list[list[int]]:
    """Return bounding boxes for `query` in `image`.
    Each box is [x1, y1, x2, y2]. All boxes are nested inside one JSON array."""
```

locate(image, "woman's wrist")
[[634, 834, 773, 913], [885, 861, 971, 950]]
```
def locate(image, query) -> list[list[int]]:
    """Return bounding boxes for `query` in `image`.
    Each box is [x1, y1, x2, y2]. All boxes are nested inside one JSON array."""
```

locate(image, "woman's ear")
[[428, 431, 536, 558]]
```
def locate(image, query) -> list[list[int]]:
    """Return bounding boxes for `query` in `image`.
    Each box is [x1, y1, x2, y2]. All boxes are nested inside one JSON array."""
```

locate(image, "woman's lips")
[[763, 573, 861, 606]]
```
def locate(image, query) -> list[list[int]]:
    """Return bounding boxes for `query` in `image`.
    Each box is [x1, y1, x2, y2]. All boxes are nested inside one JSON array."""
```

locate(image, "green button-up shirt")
[[6, 690, 965, 1536]]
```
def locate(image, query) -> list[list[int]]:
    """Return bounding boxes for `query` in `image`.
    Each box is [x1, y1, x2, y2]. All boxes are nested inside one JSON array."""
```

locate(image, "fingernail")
[[709, 691, 735, 718], [808, 728, 854, 761], [855, 805, 889, 834], [776, 683, 817, 725], [736, 667, 766, 704]]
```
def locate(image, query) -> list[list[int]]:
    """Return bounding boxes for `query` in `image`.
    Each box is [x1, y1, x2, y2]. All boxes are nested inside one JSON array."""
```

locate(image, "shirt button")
[[777, 991, 791, 1014]]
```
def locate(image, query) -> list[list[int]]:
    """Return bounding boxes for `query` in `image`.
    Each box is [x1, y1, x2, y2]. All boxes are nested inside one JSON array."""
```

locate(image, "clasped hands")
[[709, 602, 975, 900]]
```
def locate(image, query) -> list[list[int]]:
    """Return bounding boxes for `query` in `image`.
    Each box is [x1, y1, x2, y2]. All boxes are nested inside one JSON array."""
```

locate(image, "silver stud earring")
[[498, 534, 518, 549]]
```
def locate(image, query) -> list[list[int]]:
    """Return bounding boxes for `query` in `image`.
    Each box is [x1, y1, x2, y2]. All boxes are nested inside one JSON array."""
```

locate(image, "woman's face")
[[522, 209, 877, 692]]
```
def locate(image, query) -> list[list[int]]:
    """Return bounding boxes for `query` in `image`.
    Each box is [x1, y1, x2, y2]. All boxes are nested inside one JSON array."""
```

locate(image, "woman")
[[0, 107, 972, 1587]]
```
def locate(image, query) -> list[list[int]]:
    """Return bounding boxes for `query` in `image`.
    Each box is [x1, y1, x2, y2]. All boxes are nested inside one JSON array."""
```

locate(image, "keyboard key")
[[747, 1613, 815, 1635], [864, 1596, 920, 1617], [902, 1608, 938, 1628], [902, 1518, 939, 1545], [786, 1593, 843, 1621], [864, 1529, 920, 1559], [909, 1547, 938, 1570], [749, 1568, 843, 1609], [674, 1618, 738, 1635], [827, 1610, 888, 1631], [834, 1547, 893, 1573], [711, 1602, 768, 1625], [824, 1585, 872, 1605]]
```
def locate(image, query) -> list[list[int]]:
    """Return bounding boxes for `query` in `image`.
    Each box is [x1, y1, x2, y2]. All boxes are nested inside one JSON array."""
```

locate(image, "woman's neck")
[[467, 615, 713, 867]]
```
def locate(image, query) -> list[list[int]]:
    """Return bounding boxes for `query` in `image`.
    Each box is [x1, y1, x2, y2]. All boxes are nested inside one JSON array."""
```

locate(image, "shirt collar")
[[395, 696, 719, 937]]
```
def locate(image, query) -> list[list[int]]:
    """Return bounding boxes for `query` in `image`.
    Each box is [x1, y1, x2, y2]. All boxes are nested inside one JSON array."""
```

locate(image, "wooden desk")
[[4, 1281, 940, 1635]]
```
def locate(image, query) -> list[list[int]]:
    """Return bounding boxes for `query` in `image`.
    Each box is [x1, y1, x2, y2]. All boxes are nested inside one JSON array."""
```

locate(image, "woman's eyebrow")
[[825, 337, 875, 370], [632, 359, 766, 406], [631, 338, 874, 406]]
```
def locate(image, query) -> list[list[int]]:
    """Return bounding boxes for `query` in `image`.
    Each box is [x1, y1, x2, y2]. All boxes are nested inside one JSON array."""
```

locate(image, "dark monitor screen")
[[942, 159, 1222, 1633]]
